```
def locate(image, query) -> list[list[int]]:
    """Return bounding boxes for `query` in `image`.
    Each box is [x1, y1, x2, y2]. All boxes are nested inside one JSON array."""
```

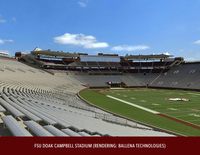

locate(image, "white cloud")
[[0, 15, 17, 23], [163, 52, 171, 55], [11, 17, 17, 22], [0, 50, 9, 54], [78, 0, 88, 8], [111, 45, 150, 51], [0, 39, 14, 44], [0, 16, 6, 23], [193, 40, 200, 45], [54, 33, 109, 49]]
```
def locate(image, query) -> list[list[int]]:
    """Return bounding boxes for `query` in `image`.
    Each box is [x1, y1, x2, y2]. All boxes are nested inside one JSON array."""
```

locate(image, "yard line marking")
[[189, 113, 200, 118], [168, 108, 178, 111], [191, 109, 200, 112], [107, 95, 160, 114], [187, 92, 200, 96], [188, 119, 200, 122], [152, 103, 159, 106]]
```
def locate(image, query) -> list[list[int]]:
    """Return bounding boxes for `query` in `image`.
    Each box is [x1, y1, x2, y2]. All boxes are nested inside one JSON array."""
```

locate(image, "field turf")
[[79, 88, 200, 136]]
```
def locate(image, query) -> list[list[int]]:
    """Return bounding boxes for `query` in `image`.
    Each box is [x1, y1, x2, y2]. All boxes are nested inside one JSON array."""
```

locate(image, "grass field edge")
[[106, 93, 200, 130], [158, 113, 200, 130], [99, 88, 200, 129], [78, 88, 186, 137]]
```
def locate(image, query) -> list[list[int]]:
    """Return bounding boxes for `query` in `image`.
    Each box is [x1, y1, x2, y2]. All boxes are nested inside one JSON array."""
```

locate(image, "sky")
[[1, 0, 200, 60]]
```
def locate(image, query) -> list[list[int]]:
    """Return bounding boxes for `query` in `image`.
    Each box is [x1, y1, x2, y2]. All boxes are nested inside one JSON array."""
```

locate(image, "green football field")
[[79, 88, 200, 136]]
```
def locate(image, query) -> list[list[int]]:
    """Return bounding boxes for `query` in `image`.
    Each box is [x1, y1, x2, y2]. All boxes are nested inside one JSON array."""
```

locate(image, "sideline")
[[106, 95, 160, 114]]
